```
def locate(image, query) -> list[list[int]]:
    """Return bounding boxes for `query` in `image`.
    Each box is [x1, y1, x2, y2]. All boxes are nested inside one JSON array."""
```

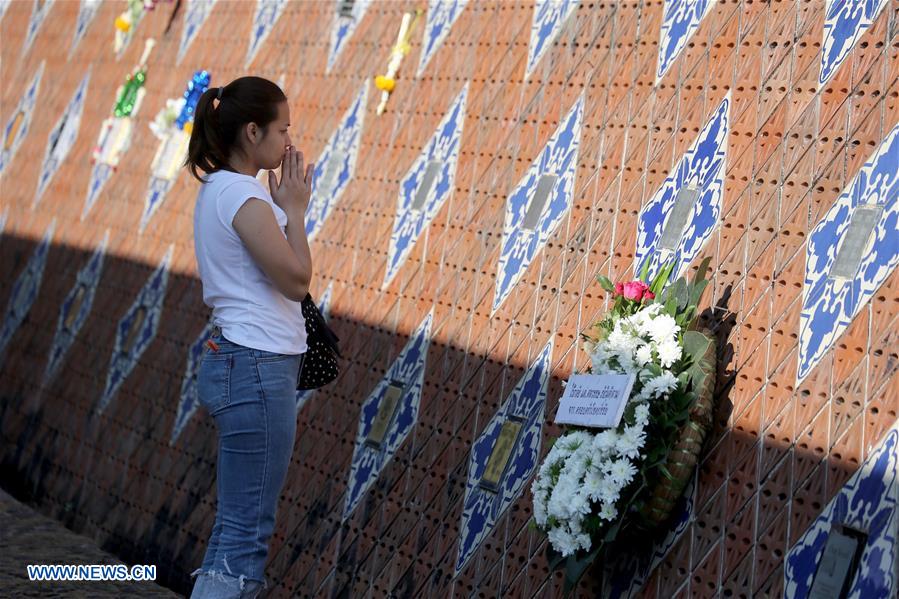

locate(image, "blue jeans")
[[190, 332, 305, 599]]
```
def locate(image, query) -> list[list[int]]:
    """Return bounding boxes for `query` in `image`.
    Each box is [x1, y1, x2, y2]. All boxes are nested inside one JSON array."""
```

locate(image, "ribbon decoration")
[[374, 8, 423, 115]]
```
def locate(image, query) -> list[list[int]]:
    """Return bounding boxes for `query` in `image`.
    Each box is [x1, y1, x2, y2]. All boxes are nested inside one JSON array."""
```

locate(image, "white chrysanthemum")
[[656, 338, 682, 367], [593, 430, 618, 453], [548, 527, 579, 556], [635, 344, 654, 366], [645, 371, 679, 398], [609, 458, 637, 486], [598, 502, 617, 521], [647, 313, 680, 344], [634, 403, 651, 424]]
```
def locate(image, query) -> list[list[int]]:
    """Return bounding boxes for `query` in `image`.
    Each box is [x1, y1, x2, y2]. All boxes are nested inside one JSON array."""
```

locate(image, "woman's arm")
[[232, 198, 311, 302]]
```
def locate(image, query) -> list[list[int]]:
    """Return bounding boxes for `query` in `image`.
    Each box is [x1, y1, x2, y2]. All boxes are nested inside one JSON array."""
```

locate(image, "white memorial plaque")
[[554, 373, 636, 428]]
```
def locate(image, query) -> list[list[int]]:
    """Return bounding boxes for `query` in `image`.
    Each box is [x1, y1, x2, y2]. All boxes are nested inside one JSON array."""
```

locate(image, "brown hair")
[[184, 75, 287, 183]]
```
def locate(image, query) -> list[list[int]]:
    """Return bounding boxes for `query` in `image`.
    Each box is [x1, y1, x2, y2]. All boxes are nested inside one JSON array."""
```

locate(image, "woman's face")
[[254, 100, 292, 170]]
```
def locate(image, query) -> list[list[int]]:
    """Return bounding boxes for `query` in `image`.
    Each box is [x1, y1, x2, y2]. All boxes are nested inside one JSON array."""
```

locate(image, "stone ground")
[[0, 487, 182, 598]]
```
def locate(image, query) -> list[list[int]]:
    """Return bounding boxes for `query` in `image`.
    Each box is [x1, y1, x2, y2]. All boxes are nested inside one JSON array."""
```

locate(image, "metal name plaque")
[[365, 380, 405, 449], [808, 524, 867, 599], [479, 416, 525, 493], [658, 185, 700, 250], [411, 160, 442, 213], [522, 173, 558, 231], [830, 204, 883, 280]]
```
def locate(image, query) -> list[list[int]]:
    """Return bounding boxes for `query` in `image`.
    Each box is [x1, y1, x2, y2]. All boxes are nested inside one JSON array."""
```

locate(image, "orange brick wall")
[[1, 0, 897, 597]]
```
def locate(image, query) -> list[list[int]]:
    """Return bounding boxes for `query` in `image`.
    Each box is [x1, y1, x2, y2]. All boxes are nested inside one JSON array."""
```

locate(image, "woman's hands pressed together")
[[268, 145, 314, 217]]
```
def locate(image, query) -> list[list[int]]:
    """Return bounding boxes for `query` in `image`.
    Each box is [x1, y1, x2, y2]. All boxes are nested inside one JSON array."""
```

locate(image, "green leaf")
[[639, 255, 652, 283], [563, 545, 604, 595], [682, 331, 712, 362], [596, 274, 615, 293]]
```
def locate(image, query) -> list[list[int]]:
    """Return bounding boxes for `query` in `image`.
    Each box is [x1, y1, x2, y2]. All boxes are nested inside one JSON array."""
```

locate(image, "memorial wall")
[[0, 0, 897, 597]]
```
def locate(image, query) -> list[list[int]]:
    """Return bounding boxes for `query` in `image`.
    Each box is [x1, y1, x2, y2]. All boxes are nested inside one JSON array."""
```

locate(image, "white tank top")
[[192, 169, 307, 355]]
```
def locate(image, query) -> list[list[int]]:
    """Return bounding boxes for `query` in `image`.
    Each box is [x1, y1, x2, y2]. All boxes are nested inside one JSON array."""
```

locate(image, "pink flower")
[[622, 280, 650, 301], [614, 282, 624, 296], [644, 291, 655, 300]]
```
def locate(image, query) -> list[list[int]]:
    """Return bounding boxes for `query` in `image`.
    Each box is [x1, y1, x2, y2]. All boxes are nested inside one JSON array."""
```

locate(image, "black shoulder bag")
[[297, 293, 341, 390]]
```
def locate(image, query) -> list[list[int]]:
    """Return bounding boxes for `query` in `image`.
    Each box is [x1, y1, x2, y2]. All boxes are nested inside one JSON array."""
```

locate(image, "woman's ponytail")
[[184, 77, 286, 183]]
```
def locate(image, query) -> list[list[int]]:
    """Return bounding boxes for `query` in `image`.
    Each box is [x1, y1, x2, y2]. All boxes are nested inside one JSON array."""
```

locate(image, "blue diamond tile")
[[327, 0, 372, 73], [819, 0, 889, 86], [0, 218, 57, 368], [246, 0, 288, 67], [178, 0, 218, 65], [635, 94, 730, 281], [416, 0, 469, 77], [23, 0, 54, 55], [1, 60, 43, 175], [657, 0, 715, 81], [97, 245, 174, 415], [456, 339, 554, 574], [785, 419, 899, 598], [42, 229, 110, 389], [343, 310, 433, 520], [798, 124, 898, 382], [170, 320, 217, 445], [83, 163, 115, 221], [70, 0, 102, 57], [493, 93, 583, 313], [525, 0, 579, 79], [35, 68, 91, 208], [384, 83, 468, 288], [295, 282, 335, 415], [306, 84, 369, 241]]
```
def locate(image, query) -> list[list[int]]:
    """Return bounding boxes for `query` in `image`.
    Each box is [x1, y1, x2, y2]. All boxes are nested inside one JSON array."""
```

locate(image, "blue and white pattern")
[[455, 339, 553, 574], [23, 0, 54, 55], [657, 0, 716, 82], [785, 419, 899, 598], [416, 0, 468, 77], [294, 282, 335, 415], [327, 0, 372, 73], [819, 0, 889, 86], [493, 93, 583, 313], [0, 218, 56, 369], [178, 0, 218, 65], [42, 229, 110, 388], [525, 0, 579, 79], [797, 124, 898, 382], [634, 94, 730, 281], [306, 84, 369, 241], [70, 0, 102, 57], [384, 83, 468, 288], [343, 310, 433, 519], [1, 60, 43, 175], [0, 0, 11, 21], [34, 68, 92, 209], [245, 0, 288, 68], [96, 245, 174, 415], [170, 319, 217, 445]]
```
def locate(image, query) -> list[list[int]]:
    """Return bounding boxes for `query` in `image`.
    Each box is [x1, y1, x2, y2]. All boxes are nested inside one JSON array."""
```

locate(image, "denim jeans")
[[190, 330, 305, 599]]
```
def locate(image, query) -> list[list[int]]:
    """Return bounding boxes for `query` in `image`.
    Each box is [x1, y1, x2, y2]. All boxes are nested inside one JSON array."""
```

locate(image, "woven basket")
[[638, 328, 717, 526]]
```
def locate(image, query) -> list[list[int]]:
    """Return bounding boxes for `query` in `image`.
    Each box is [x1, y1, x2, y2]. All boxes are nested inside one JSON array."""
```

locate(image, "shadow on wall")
[[0, 233, 878, 598]]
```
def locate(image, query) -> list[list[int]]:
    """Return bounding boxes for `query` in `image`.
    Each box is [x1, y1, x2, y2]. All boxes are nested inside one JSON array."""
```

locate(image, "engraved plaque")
[[411, 160, 442, 213], [522, 174, 558, 231], [658, 185, 700, 250], [338, 0, 355, 18], [808, 524, 866, 599], [318, 150, 347, 194], [365, 380, 405, 449], [830, 204, 883, 280], [479, 417, 524, 492]]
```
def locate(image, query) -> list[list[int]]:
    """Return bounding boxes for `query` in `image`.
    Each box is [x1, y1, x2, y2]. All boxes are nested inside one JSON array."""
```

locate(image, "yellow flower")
[[374, 75, 395, 92], [115, 15, 132, 32], [183, 121, 193, 134]]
